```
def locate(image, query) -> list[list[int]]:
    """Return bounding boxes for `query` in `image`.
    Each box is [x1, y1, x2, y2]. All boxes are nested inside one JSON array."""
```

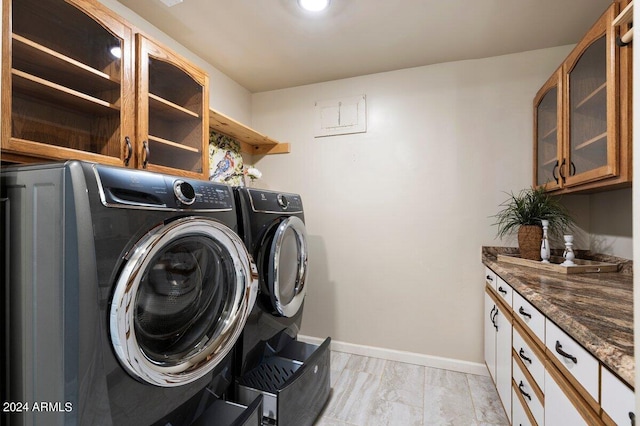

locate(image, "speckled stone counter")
[[482, 246, 634, 388]]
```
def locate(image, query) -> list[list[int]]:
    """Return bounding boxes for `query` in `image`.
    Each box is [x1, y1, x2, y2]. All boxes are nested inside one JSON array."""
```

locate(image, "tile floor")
[[314, 351, 509, 426]]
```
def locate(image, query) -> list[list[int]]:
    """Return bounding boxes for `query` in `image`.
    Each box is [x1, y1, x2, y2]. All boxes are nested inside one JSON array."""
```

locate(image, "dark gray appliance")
[[1, 161, 262, 425], [233, 187, 331, 426]]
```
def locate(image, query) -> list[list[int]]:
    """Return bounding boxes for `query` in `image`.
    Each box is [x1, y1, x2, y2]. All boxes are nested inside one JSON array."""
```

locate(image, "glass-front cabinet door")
[[2, 0, 134, 165], [534, 69, 562, 191], [563, 4, 618, 188], [136, 35, 209, 179]]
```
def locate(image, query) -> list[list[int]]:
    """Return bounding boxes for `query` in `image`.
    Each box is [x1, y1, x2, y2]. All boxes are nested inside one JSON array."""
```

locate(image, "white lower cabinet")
[[513, 361, 543, 425], [601, 366, 635, 426], [545, 319, 599, 403], [485, 291, 497, 381], [544, 367, 588, 426], [495, 301, 512, 421], [484, 287, 512, 422], [483, 266, 634, 426], [512, 386, 534, 426]]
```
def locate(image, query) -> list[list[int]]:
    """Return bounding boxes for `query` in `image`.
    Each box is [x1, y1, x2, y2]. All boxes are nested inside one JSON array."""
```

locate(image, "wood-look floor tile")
[[466, 374, 509, 425], [322, 367, 381, 425], [366, 399, 423, 426], [377, 361, 425, 407], [330, 351, 352, 372], [423, 369, 476, 426], [344, 354, 387, 376]]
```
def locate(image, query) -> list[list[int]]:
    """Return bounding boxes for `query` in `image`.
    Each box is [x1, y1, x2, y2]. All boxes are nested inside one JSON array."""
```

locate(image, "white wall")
[[563, 189, 633, 259], [250, 46, 574, 364]]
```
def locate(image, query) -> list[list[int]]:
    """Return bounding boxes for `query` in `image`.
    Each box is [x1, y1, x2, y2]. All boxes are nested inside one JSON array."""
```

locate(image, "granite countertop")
[[482, 247, 634, 388]]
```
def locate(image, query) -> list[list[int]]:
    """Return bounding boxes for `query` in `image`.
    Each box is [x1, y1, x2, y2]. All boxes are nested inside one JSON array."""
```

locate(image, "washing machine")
[[233, 187, 331, 426], [1, 161, 263, 426]]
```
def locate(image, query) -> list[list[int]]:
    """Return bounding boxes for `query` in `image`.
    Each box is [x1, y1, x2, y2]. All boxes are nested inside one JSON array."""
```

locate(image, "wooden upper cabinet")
[[533, 2, 632, 193], [534, 68, 563, 191], [2, 0, 211, 178], [136, 35, 209, 178], [1, 0, 135, 165], [563, 4, 617, 188]]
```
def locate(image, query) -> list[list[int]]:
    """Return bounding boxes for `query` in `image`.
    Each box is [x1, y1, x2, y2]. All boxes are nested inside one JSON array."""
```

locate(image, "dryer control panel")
[[248, 189, 303, 214], [94, 165, 233, 211]]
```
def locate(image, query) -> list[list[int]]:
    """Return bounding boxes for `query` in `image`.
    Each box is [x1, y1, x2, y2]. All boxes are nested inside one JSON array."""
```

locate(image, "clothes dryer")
[[233, 188, 330, 426], [1, 161, 261, 425]]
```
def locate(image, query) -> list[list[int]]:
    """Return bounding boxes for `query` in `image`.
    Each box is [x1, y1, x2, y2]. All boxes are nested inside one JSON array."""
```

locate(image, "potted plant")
[[493, 186, 574, 260]]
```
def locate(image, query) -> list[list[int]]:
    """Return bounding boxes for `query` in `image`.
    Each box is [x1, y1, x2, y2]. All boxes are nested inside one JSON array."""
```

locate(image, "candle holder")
[[540, 220, 551, 263], [561, 235, 575, 266]]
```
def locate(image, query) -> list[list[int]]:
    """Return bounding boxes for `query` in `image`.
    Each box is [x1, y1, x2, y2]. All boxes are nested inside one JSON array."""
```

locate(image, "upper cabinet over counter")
[[534, 1, 632, 194], [209, 109, 290, 156]]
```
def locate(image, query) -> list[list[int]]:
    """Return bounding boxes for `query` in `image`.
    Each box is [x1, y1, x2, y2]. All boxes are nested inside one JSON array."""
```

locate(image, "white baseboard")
[[298, 334, 489, 377]]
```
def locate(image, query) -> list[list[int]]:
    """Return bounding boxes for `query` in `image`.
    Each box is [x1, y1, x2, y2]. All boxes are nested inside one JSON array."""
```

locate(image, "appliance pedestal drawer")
[[192, 395, 264, 426], [236, 337, 331, 426]]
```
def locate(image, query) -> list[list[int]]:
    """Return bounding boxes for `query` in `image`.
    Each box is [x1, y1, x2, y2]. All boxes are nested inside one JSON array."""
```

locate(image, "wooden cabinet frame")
[[533, 2, 632, 193]]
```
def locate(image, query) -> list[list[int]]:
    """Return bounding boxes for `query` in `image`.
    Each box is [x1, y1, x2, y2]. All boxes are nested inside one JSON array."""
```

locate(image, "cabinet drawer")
[[513, 292, 545, 343], [513, 361, 543, 426], [495, 276, 513, 308], [601, 366, 635, 426], [513, 325, 544, 392], [545, 319, 598, 402], [485, 267, 497, 290], [512, 387, 534, 426]]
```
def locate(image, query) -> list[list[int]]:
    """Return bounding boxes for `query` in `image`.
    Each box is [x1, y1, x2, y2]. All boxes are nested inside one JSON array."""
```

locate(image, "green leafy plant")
[[493, 186, 574, 238]]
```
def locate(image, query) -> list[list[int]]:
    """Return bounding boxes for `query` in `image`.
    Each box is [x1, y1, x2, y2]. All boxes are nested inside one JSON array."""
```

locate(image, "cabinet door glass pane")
[[146, 57, 204, 174], [568, 36, 607, 176], [11, 0, 123, 158], [536, 87, 559, 186]]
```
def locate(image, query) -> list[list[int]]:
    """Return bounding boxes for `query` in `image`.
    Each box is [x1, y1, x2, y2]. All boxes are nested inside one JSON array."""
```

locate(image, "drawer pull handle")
[[498, 286, 507, 295], [630, 412, 635, 426], [486, 275, 493, 282], [142, 140, 150, 168], [124, 136, 132, 166], [552, 160, 559, 184], [519, 348, 532, 364], [518, 307, 531, 319], [491, 307, 498, 331], [518, 381, 531, 401], [555, 341, 577, 364]]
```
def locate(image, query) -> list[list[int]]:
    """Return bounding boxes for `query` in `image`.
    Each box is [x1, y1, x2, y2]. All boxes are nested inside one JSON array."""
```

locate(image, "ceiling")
[[116, 0, 613, 93]]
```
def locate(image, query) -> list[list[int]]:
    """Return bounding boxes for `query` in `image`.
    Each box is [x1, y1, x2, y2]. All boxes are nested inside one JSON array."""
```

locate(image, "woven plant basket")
[[518, 225, 543, 261]]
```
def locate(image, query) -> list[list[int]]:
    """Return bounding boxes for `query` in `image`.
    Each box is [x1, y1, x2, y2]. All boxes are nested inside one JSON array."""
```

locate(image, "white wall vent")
[[314, 95, 366, 137]]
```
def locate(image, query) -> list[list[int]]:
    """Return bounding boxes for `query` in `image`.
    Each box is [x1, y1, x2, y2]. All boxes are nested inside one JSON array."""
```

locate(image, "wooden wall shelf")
[[209, 109, 290, 155]]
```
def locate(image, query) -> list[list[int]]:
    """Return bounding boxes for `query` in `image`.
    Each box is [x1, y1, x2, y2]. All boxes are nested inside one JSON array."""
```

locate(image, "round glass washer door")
[[266, 216, 308, 317], [110, 217, 257, 387]]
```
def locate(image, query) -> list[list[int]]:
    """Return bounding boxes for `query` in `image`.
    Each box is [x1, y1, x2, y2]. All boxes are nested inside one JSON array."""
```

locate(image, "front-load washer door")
[[110, 217, 257, 387], [266, 216, 308, 318]]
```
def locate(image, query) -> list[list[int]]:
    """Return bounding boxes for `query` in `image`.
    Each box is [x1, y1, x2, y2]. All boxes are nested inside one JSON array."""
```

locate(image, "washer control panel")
[[94, 165, 233, 210]]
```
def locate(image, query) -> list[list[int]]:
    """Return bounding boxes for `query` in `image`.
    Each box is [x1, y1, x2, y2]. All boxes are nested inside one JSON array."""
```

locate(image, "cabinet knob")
[[555, 340, 577, 364], [486, 275, 493, 282], [498, 286, 507, 295], [629, 412, 635, 426]]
